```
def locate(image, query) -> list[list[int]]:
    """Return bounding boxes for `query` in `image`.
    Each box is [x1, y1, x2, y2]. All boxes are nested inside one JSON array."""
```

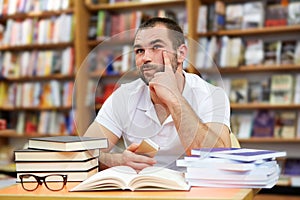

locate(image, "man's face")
[[133, 25, 178, 85]]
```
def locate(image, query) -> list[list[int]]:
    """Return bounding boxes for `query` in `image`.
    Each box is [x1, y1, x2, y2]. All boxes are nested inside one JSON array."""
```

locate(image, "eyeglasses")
[[19, 174, 67, 191]]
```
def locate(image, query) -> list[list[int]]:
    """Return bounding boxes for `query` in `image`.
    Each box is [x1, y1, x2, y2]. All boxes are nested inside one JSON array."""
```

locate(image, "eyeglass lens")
[[21, 174, 66, 191]]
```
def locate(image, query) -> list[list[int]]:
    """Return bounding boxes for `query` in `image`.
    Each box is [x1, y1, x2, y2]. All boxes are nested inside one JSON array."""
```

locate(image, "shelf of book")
[[200, 64, 300, 74], [0, 0, 76, 146], [0, 106, 72, 112], [0, 42, 74, 51], [198, 24, 300, 37], [89, 70, 139, 79], [0, 130, 70, 138], [87, 38, 133, 48], [239, 138, 300, 143], [85, 0, 185, 11], [196, 3, 300, 190], [0, 8, 74, 21], [230, 103, 300, 110], [2, 74, 75, 82]]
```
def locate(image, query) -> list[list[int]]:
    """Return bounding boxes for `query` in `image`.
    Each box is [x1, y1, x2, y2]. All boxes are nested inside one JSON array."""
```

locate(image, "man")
[[84, 17, 231, 171]]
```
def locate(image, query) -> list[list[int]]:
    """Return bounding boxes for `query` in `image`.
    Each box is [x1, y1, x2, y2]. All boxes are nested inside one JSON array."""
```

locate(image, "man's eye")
[[135, 49, 144, 54], [152, 45, 162, 50]]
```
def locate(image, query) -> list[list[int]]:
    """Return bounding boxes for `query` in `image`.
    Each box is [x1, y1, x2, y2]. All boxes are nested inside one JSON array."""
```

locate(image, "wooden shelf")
[[86, 0, 185, 11], [0, 8, 74, 21], [199, 64, 300, 74], [2, 74, 75, 82], [0, 106, 72, 111], [89, 70, 139, 79], [239, 138, 300, 143], [198, 25, 300, 37], [0, 130, 66, 138], [0, 42, 74, 51], [87, 38, 133, 48], [230, 103, 300, 110]]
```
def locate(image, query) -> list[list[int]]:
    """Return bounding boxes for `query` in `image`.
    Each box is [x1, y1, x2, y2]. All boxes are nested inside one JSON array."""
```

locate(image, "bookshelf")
[[74, 0, 195, 135], [0, 0, 77, 161], [195, 0, 300, 189], [0, 0, 299, 189]]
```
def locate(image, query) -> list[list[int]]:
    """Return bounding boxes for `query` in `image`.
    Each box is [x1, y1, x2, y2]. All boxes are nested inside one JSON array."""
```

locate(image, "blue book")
[[191, 148, 286, 162]]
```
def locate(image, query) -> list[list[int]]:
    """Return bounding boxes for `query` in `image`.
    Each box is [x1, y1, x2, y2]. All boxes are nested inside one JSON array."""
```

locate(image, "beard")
[[139, 54, 178, 85]]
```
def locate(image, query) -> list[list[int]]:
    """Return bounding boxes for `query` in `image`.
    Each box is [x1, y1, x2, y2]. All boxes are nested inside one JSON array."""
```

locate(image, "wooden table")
[[0, 182, 255, 200]]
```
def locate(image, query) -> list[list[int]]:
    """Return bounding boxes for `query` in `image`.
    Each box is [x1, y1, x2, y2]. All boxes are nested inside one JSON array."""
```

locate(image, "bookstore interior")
[[0, 0, 300, 198]]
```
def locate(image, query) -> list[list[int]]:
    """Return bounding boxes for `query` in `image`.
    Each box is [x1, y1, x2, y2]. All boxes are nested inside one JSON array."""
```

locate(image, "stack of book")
[[15, 136, 108, 182], [176, 148, 286, 188]]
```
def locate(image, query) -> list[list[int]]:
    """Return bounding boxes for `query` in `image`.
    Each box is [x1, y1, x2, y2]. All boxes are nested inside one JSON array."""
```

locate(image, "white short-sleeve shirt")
[[95, 71, 231, 169]]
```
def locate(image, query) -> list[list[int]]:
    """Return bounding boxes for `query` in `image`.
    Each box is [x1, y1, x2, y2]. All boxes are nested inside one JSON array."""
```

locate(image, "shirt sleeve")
[[198, 87, 231, 129], [95, 90, 123, 138]]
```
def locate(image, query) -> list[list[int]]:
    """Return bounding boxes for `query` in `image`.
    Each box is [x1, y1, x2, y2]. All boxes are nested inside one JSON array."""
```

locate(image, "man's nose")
[[142, 49, 153, 63]]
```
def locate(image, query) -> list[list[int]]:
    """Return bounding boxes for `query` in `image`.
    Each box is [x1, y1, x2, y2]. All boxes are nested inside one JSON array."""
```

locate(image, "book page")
[[70, 166, 137, 191], [129, 167, 190, 190]]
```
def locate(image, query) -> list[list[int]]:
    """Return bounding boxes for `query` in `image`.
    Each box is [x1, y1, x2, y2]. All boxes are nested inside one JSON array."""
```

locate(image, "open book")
[[70, 166, 190, 191]]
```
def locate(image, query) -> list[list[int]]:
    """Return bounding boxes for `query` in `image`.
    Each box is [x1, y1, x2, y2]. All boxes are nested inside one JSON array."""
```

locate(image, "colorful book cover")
[[251, 110, 275, 137]]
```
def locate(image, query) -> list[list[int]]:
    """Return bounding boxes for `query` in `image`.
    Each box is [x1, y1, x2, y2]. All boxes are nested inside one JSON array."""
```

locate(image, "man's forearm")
[[168, 95, 226, 154], [99, 152, 122, 170]]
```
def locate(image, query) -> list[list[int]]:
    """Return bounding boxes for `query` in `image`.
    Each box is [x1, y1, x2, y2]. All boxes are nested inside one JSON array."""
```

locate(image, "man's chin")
[[140, 76, 151, 86]]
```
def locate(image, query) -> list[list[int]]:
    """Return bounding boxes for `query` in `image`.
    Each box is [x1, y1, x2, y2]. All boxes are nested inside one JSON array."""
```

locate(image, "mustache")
[[141, 64, 164, 71]]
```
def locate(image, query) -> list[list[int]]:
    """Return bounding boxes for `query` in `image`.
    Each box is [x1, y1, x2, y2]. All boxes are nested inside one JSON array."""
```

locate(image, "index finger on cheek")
[[163, 51, 172, 71]]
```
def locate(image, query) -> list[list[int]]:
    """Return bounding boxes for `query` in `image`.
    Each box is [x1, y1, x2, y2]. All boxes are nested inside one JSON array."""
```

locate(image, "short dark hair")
[[137, 17, 185, 50]]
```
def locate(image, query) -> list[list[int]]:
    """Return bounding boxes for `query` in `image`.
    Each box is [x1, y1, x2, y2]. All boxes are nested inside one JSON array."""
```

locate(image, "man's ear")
[[177, 44, 188, 64]]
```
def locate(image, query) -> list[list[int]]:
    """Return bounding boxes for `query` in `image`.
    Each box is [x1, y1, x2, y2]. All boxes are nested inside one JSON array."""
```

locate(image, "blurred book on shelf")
[[265, 1, 288, 27]]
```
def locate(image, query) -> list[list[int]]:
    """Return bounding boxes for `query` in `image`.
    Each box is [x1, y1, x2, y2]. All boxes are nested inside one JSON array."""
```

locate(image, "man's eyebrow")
[[150, 39, 166, 45], [133, 44, 142, 49], [133, 39, 167, 49]]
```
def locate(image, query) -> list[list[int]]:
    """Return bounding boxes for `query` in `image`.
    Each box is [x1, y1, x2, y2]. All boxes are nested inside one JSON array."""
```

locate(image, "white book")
[[20, 52, 30, 77], [21, 83, 30, 107], [24, 0, 32, 13], [297, 111, 300, 138], [121, 45, 131, 72], [16, 157, 99, 172], [219, 36, 229, 67], [38, 111, 50, 134], [237, 114, 253, 139], [3, 19, 13, 45], [204, 36, 217, 68], [61, 47, 71, 74], [186, 176, 278, 188], [16, 112, 25, 134], [185, 166, 279, 181], [7, 0, 17, 15], [13, 84, 21, 107], [196, 37, 208, 69], [228, 37, 242, 67], [192, 148, 286, 162], [50, 80, 61, 107], [242, 2, 264, 29], [186, 163, 279, 175], [0, 0, 3, 15], [28, 136, 108, 151], [197, 5, 207, 33], [61, 0, 70, 10], [37, 19, 46, 44], [2, 52, 12, 78], [177, 158, 277, 171], [33, 82, 41, 107], [294, 74, 300, 104], [295, 41, 300, 64], [18, 0, 27, 13]]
